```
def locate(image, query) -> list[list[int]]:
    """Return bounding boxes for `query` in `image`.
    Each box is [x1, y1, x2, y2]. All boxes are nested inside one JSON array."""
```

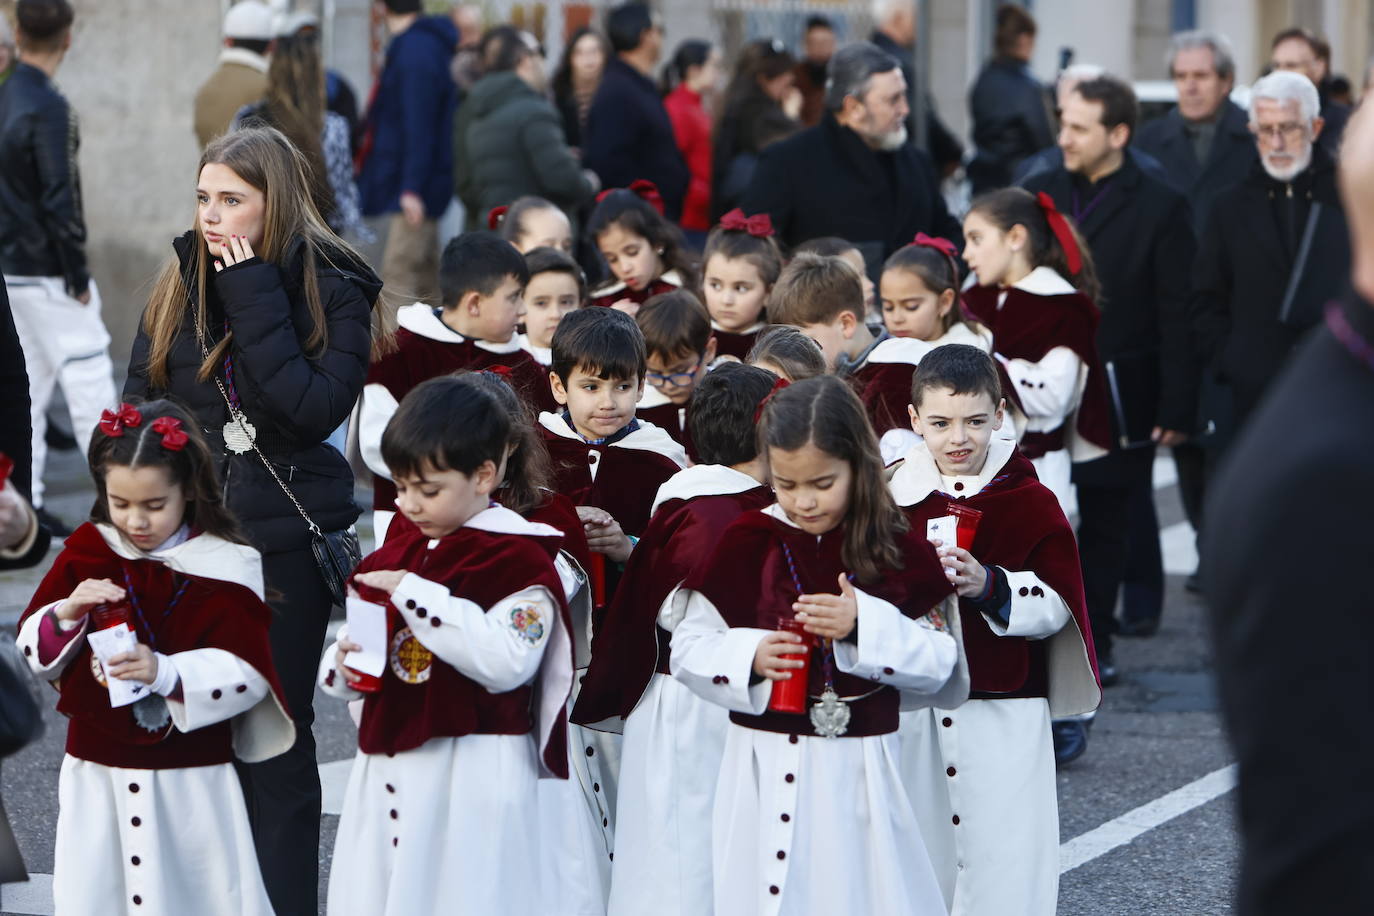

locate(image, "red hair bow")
[[754, 376, 791, 422], [150, 416, 189, 452], [718, 208, 774, 238], [1034, 192, 1083, 276], [484, 365, 513, 378], [910, 232, 958, 260], [596, 179, 665, 217], [99, 403, 143, 438], [487, 205, 509, 230]]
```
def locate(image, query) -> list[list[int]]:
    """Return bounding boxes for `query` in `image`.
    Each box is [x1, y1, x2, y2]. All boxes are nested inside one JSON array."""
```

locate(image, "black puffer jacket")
[[125, 232, 381, 553]]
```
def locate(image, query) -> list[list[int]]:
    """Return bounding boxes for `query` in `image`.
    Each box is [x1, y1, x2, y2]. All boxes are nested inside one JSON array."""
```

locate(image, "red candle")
[[768, 616, 813, 714], [948, 502, 984, 551], [90, 598, 132, 631], [344, 583, 387, 693]]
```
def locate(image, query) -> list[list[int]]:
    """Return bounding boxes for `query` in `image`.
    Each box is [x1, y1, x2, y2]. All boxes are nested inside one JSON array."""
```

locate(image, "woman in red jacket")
[[662, 40, 720, 247]]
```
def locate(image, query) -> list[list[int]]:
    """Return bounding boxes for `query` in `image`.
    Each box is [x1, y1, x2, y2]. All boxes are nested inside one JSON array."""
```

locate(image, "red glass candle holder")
[[768, 616, 814, 714], [948, 502, 984, 551]]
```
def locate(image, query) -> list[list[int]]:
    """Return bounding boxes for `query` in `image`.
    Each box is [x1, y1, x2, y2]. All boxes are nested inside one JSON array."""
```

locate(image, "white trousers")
[[6, 276, 116, 506]]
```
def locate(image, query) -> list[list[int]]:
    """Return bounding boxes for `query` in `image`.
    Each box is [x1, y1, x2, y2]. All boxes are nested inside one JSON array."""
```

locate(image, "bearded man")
[[1190, 69, 1349, 427], [742, 41, 961, 284]]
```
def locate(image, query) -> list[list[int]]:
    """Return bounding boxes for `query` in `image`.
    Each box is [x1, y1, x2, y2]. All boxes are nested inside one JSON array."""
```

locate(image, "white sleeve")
[[832, 588, 957, 693], [880, 428, 922, 467], [317, 629, 365, 700], [163, 648, 269, 732], [359, 382, 400, 481], [984, 569, 1072, 640], [667, 589, 774, 714], [997, 346, 1083, 426], [656, 581, 689, 631], [16, 604, 87, 680], [393, 574, 555, 693]]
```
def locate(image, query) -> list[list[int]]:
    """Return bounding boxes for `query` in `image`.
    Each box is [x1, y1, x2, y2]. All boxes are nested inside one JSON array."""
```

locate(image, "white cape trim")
[[865, 335, 937, 367], [889, 434, 1018, 507], [1010, 266, 1076, 297], [396, 302, 523, 352], [650, 465, 765, 517], [538, 412, 689, 468], [96, 524, 265, 601]]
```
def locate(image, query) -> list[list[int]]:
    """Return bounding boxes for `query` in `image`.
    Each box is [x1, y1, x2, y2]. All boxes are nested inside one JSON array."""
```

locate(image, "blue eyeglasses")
[[646, 358, 704, 388]]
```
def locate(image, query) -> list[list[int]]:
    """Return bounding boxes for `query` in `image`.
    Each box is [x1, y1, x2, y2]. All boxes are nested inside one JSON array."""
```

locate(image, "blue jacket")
[[358, 16, 458, 218], [583, 57, 689, 221]]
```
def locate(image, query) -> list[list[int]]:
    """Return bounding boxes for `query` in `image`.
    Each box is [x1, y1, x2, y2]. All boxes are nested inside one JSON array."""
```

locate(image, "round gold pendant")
[[389, 627, 433, 684]]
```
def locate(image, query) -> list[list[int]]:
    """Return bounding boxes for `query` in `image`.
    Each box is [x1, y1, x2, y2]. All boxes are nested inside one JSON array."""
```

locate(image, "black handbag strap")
[[1278, 201, 1322, 325]]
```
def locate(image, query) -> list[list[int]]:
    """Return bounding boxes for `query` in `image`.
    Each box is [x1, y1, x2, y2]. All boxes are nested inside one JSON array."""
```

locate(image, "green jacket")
[[454, 71, 596, 231]]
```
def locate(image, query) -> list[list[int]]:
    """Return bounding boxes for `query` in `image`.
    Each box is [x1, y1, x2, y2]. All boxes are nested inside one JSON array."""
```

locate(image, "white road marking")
[[1160, 521, 1199, 576], [1152, 453, 1179, 490], [1060, 764, 1237, 874], [0, 871, 52, 915]]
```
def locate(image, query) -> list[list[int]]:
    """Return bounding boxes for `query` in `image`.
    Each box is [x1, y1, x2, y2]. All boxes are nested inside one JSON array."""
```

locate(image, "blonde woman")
[[124, 125, 389, 916]]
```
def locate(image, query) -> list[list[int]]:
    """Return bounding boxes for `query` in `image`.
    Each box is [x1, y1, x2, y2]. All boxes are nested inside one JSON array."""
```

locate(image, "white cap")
[[274, 10, 319, 38], [223, 1, 275, 42]]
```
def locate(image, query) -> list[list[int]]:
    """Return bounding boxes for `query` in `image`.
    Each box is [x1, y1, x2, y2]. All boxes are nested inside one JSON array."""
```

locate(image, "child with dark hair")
[[321, 374, 575, 913], [794, 235, 876, 318], [746, 324, 827, 382], [586, 182, 696, 312], [881, 236, 991, 349], [635, 288, 715, 460], [359, 230, 553, 542], [889, 344, 1099, 916], [769, 251, 938, 463], [961, 187, 1112, 514], [670, 374, 964, 914], [574, 362, 775, 916], [19, 398, 293, 916], [542, 308, 688, 557], [700, 209, 784, 359], [519, 246, 587, 368], [491, 195, 575, 255]]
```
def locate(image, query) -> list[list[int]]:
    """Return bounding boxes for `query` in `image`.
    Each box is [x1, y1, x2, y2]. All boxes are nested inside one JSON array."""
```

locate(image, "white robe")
[[669, 511, 960, 916], [17, 527, 292, 916], [890, 437, 1102, 916], [320, 509, 570, 914]]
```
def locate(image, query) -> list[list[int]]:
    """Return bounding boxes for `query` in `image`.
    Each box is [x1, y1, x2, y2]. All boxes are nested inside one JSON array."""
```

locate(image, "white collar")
[[516, 334, 551, 366], [711, 319, 766, 336], [396, 302, 524, 353], [538, 411, 689, 466], [763, 502, 802, 530], [96, 523, 265, 601], [1010, 266, 1076, 297], [865, 335, 937, 366], [651, 465, 765, 516], [931, 322, 992, 349], [218, 47, 269, 73], [592, 269, 684, 300], [463, 504, 562, 539], [889, 433, 1017, 507]]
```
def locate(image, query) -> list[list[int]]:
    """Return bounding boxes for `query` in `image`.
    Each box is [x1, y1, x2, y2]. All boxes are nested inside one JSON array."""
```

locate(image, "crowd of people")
[[1, 0, 1370, 913]]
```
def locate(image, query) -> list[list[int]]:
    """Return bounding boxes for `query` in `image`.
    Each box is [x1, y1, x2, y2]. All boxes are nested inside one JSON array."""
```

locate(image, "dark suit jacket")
[[1189, 149, 1349, 421], [1022, 156, 1198, 446], [1203, 292, 1374, 916], [742, 112, 962, 280], [0, 277, 50, 570], [1134, 99, 1257, 235]]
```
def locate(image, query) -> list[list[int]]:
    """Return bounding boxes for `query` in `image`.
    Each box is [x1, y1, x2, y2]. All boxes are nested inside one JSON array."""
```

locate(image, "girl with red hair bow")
[[586, 181, 697, 314], [699, 209, 784, 361]]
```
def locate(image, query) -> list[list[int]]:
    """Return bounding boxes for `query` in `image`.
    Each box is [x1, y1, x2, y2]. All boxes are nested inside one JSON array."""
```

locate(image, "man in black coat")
[[1191, 70, 1348, 428], [1133, 30, 1256, 592], [870, 0, 962, 175], [1203, 99, 1374, 916], [1022, 75, 1196, 671], [742, 41, 962, 284], [583, 3, 688, 221]]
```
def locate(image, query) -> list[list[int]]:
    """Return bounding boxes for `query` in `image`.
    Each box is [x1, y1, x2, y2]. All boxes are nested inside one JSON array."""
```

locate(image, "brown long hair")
[[140, 126, 392, 388], [258, 32, 333, 223], [967, 187, 1101, 304], [88, 398, 251, 546], [758, 375, 909, 584]]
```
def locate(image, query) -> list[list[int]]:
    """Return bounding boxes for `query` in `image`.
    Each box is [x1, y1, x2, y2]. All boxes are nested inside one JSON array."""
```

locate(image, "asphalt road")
[[0, 442, 1239, 915]]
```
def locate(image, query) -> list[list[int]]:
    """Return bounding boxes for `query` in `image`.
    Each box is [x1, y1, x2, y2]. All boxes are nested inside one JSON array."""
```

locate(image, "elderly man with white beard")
[[741, 41, 962, 285], [1190, 69, 1350, 429]]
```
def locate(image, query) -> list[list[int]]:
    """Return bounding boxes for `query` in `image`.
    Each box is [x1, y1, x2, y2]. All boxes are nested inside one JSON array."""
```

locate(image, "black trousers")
[[1074, 447, 1158, 658], [239, 546, 333, 916]]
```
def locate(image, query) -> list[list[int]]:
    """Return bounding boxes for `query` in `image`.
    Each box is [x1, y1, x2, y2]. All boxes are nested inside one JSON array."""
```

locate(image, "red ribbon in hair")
[[487, 205, 508, 230], [595, 179, 665, 217], [718, 208, 775, 238], [910, 232, 958, 260], [150, 416, 189, 452], [98, 403, 143, 438], [484, 365, 513, 379], [1035, 191, 1083, 276], [753, 376, 791, 422]]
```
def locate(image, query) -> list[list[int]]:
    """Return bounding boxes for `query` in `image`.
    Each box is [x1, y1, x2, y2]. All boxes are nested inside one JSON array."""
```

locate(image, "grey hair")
[[1166, 30, 1236, 82], [1249, 70, 1320, 124], [824, 41, 900, 112], [870, 0, 911, 22]]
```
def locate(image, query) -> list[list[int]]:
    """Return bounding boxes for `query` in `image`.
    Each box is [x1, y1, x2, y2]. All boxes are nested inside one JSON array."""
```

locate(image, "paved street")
[[0, 439, 1238, 915]]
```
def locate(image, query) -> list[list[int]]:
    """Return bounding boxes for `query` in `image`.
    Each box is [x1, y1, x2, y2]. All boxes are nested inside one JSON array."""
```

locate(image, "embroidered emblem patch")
[[389, 627, 433, 684], [918, 606, 950, 633], [510, 604, 545, 646]]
